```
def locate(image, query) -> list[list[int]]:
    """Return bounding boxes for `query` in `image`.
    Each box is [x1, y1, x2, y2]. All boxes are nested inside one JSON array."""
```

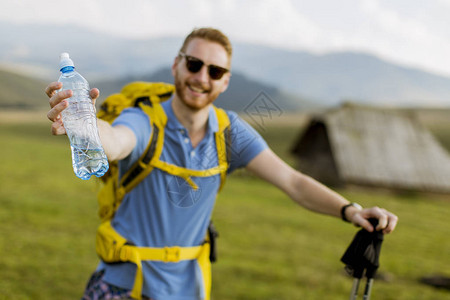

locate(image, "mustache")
[[187, 79, 211, 92]]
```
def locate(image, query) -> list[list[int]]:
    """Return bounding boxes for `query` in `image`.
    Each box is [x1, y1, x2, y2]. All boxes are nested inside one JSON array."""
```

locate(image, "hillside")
[[0, 68, 48, 109], [0, 66, 315, 113], [2, 23, 450, 107], [233, 45, 450, 106], [93, 68, 316, 112]]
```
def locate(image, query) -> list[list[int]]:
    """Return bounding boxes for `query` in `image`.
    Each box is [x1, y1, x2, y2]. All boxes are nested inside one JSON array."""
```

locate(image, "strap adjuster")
[[116, 187, 126, 201], [119, 245, 132, 261], [164, 246, 181, 263]]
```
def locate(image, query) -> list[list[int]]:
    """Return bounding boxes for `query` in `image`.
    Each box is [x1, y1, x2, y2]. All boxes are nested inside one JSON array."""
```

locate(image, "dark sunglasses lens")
[[208, 66, 227, 80], [183, 54, 228, 80], [185, 57, 203, 73]]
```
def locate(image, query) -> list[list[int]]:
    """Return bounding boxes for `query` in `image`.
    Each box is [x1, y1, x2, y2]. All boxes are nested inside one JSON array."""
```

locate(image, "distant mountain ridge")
[[0, 66, 312, 112], [232, 46, 450, 106], [0, 68, 47, 109], [2, 22, 450, 107], [93, 68, 311, 112]]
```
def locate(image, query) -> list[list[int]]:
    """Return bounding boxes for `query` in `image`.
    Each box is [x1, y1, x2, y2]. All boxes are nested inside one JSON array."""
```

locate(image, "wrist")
[[340, 202, 363, 222]]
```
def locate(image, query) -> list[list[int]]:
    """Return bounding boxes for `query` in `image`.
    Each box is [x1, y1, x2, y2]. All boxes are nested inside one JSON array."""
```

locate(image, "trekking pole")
[[341, 218, 384, 300], [349, 277, 361, 300], [362, 278, 374, 300], [362, 222, 384, 300], [348, 264, 364, 300]]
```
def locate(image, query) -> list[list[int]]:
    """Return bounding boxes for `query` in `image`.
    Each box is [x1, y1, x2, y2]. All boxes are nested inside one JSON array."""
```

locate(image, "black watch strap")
[[341, 203, 362, 222]]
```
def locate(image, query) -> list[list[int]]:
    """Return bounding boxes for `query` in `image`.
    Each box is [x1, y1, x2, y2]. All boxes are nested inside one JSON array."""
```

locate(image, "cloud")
[[200, 0, 322, 50], [353, 0, 450, 75], [1, 0, 450, 76]]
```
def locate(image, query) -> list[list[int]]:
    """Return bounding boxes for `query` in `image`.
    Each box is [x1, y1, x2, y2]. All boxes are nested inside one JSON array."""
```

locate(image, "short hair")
[[179, 27, 233, 59]]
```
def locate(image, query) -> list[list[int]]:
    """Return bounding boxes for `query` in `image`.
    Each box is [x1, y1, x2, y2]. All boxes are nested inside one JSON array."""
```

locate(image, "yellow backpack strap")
[[97, 82, 174, 220], [96, 105, 231, 299], [96, 219, 210, 300], [149, 106, 230, 191], [213, 106, 231, 192], [106, 101, 231, 207], [150, 161, 225, 190], [114, 102, 167, 201]]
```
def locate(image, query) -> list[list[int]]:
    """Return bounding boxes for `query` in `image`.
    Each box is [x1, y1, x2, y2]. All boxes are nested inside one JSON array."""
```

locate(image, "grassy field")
[[0, 112, 449, 299]]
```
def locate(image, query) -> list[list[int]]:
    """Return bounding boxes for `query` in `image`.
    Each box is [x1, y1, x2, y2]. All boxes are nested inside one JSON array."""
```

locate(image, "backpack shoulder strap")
[[115, 102, 167, 201], [97, 82, 173, 221], [115, 105, 231, 200], [98, 101, 232, 221], [213, 106, 231, 192]]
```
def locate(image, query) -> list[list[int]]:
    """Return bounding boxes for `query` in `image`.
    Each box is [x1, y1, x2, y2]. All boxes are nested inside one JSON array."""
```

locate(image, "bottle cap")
[[59, 52, 75, 70]]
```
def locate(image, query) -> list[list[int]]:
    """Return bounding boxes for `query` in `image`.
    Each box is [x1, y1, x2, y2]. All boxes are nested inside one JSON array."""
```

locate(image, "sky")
[[2, 0, 450, 77]]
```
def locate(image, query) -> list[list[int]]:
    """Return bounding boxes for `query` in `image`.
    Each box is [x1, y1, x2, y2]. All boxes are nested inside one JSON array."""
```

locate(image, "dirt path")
[[0, 110, 49, 124]]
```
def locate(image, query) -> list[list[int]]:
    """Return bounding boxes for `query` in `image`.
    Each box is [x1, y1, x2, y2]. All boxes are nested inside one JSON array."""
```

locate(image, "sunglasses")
[[179, 52, 229, 80]]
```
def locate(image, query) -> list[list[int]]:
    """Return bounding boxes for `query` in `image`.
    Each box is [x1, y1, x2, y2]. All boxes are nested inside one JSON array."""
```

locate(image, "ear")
[[219, 73, 231, 93], [171, 56, 180, 77]]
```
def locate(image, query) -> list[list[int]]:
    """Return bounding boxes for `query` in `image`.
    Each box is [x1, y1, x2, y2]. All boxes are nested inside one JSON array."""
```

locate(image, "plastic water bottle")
[[58, 53, 109, 180]]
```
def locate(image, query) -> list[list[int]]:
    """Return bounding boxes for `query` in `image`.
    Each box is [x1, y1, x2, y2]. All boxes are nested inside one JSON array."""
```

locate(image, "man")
[[46, 28, 398, 300]]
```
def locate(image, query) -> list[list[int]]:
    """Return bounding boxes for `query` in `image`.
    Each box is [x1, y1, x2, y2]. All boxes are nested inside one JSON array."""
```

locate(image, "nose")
[[192, 64, 210, 83]]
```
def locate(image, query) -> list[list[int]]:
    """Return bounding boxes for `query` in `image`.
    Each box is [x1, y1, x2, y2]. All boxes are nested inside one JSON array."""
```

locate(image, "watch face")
[[352, 203, 363, 210]]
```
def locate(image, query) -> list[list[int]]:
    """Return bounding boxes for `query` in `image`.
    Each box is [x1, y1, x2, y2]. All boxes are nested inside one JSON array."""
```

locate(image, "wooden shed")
[[291, 104, 450, 193]]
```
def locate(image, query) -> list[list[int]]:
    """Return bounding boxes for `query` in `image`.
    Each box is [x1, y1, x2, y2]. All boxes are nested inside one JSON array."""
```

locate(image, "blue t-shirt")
[[99, 99, 268, 299]]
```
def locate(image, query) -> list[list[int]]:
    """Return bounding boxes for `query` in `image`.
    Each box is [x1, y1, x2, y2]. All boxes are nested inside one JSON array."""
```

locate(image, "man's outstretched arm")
[[246, 148, 398, 234]]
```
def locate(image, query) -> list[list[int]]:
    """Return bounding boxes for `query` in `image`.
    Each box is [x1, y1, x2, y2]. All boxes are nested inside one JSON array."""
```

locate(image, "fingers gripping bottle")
[[58, 53, 109, 180]]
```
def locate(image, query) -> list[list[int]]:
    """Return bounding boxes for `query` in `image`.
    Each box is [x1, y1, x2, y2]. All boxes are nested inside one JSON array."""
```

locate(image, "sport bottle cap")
[[59, 52, 75, 70]]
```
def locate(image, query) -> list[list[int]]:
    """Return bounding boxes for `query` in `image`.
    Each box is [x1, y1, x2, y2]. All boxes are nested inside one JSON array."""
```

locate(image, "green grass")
[[0, 122, 100, 299], [212, 177, 450, 300], [0, 119, 449, 300]]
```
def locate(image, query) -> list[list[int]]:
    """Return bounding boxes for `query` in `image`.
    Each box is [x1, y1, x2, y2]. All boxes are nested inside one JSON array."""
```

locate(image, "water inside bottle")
[[71, 146, 109, 180]]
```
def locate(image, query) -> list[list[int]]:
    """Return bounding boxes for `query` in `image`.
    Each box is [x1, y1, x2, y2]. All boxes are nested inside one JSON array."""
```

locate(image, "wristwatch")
[[341, 202, 363, 222]]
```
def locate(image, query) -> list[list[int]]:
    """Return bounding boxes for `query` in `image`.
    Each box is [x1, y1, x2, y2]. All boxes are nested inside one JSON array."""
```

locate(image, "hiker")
[[45, 27, 398, 300]]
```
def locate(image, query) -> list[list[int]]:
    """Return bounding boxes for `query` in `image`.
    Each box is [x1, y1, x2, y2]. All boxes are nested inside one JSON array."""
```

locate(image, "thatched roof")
[[291, 104, 450, 193]]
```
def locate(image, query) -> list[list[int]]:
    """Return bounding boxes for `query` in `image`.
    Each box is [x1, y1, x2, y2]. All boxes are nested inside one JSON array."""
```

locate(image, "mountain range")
[[93, 67, 308, 112], [1, 21, 450, 109], [0, 68, 47, 109]]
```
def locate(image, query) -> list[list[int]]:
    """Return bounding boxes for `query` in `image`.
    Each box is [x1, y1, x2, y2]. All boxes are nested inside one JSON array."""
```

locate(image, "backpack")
[[95, 81, 231, 299]]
